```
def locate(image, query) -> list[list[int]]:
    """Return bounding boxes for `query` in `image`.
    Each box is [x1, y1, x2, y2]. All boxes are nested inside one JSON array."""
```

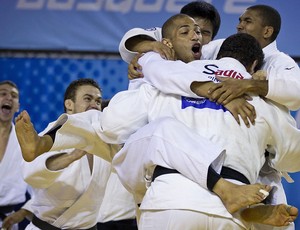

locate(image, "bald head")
[[162, 14, 194, 39], [161, 13, 202, 63]]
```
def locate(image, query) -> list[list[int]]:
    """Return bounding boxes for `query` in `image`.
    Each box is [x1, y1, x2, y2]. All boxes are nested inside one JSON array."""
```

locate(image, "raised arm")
[[119, 27, 162, 63], [139, 53, 256, 126], [204, 76, 268, 105], [15, 110, 115, 162], [206, 54, 300, 110], [119, 27, 175, 79], [15, 84, 155, 162], [139, 52, 219, 96]]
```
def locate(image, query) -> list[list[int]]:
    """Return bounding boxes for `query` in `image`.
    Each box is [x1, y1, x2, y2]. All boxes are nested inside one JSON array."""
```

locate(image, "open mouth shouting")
[[1, 103, 12, 116], [192, 42, 202, 60]]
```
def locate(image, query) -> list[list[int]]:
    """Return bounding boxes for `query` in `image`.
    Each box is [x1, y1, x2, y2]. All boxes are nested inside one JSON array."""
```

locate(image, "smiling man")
[[18, 78, 136, 230], [0, 80, 28, 230]]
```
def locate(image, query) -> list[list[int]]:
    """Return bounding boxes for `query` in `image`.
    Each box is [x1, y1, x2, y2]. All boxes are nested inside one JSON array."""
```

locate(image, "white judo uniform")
[[201, 39, 300, 110], [43, 54, 300, 229], [119, 28, 300, 230], [98, 172, 136, 223], [0, 123, 28, 230], [119, 27, 162, 64], [22, 122, 113, 229], [119, 27, 300, 111]]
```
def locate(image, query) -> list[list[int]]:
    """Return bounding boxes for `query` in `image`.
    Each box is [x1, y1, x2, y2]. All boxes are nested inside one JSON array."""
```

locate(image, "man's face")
[[194, 17, 214, 45], [170, 16, 202, 63], [236, 9, 266, 47], [71, 85, 102, 114], [0, 83, 20, 123]]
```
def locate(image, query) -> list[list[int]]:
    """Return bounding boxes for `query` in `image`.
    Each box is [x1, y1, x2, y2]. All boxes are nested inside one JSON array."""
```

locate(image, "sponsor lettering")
[[215, 69, 244, 79], [203, 64, 245, 81], [16, 0, 257, 13], [203, 64, 218, 75], [181, 96, 227, 111]]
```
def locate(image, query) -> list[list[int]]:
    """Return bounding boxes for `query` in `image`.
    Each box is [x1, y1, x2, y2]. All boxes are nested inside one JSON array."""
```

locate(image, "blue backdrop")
[[0, 56, 129, 131]]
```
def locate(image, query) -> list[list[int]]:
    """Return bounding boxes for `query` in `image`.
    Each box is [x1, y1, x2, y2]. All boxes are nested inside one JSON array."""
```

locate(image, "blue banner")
[[0, 0, 300, 56]]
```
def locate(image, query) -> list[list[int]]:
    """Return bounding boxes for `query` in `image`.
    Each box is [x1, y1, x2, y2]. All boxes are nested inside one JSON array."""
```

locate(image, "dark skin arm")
[[126, 35, 260, 126], [2, 209, 33, 229], [207, 77, 268, 105], [46, 149, 87, 171], [128, 53, 257, 127], [125, 36, 173, 59], [191, 81, 256, 127], [128, 53, 144, 79], [190, 70, 269, 125]]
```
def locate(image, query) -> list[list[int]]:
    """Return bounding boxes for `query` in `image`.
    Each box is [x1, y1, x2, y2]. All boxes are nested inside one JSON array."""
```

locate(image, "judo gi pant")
[[138, 209, 244, 230]]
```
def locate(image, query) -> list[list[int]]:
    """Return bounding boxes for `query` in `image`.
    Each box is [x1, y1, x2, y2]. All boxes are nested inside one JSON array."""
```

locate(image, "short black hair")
[[217, 33, 264, 72], [0, 80, 19, 91], [180, 1, 221, 39], [64, 78, 102, 111], [247, 5, 281, 42], [101, 99, 110, 110]]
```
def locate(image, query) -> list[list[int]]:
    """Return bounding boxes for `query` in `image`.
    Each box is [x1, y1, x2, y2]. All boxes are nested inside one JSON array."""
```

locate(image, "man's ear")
[[263, 26, 274, 39], [64, 99, 74, 113], [249, 60, 258, 75], [162, 38, 173, 49]]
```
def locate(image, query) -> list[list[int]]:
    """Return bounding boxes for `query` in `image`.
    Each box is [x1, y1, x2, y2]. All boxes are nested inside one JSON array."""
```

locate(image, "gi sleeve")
[[266, 101, 300, 172], [265, 53, 300, 111], [119, 27, 162, 63], [22, 151, 68, 188], [100, 83, 157, 144], [45, 111, 114, 162], [47, 84, 156, 160], [138, 52, 222, 97], [201, 39, 224, 60]]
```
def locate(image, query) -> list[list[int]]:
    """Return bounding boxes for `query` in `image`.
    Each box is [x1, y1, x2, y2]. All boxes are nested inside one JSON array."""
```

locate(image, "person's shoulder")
[[139, 51, 165, 65], [206, 38, 225, 46], [273, 50, 296, 61], [202, 39, 225, 60], [264, 41, 298, 66], [141, 51, 162, 59], [266, 51, 298, 67]]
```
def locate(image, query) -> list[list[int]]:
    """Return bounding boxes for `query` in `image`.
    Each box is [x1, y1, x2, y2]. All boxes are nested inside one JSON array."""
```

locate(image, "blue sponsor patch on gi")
[[181, 96, 227, 111]]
